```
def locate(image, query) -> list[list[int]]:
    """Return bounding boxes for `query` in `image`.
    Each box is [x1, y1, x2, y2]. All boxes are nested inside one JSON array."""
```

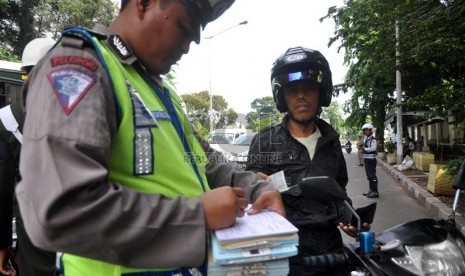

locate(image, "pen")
[[231, 173, 236, 187]]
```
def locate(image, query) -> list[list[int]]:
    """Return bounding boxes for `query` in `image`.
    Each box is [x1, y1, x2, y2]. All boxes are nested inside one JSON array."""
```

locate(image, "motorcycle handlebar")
[[300, 252, 349, 268]]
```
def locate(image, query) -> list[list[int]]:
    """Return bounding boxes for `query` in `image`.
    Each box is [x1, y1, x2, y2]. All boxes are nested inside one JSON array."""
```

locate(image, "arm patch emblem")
[[47, 68, 96, 115]]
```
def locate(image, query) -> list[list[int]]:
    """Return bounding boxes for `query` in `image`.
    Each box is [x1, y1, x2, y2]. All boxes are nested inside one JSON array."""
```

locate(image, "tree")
[[322, 1, 400, 144], [0, 0, 117, 60], [246, 96, 282, 132], [35, 0, 116, 39], [181, 91, 238, 137], [320, 101, 344, 136], [398, 0, 465, 121], [322, 0, 465, 142]]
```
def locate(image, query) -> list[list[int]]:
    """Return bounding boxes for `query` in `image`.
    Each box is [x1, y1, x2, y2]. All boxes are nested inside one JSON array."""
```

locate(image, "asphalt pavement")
[[342, 146, 465, 237]]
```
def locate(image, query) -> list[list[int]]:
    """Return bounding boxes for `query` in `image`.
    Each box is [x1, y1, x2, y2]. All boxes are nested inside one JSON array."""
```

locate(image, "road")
[[342, 146, 432, 242]]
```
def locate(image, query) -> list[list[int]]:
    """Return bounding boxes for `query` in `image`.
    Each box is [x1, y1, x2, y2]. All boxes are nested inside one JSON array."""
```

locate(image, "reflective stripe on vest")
[[363, 136, 376, 159], [59, 29, 209, 275]]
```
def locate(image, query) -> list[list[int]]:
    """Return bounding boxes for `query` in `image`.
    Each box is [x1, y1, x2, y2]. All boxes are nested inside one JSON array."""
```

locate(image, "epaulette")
[[60, 27, 107, 49]]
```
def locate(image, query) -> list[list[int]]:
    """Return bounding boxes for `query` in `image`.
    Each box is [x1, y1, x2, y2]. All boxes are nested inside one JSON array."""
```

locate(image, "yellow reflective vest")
[[59, 29, 209, 275]]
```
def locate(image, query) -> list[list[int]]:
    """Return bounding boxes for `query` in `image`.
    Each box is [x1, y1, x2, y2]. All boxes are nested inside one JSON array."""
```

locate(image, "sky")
[[174, 0, 350, 114]]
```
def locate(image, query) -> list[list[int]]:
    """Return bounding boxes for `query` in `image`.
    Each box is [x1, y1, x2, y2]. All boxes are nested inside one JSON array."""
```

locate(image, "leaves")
[[323, 0, 464, 139], [246, 97, 282, 132], [0, 0, 117, 59], [181, 91, 238, 135]]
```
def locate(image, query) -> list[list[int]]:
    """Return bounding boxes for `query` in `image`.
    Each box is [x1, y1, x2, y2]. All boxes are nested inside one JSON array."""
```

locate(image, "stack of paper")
[[208, 209, 298, 275]]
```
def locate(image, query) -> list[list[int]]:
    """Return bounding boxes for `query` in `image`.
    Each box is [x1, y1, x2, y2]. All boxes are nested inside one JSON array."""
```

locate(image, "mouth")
[[295, 103, 311, 110]]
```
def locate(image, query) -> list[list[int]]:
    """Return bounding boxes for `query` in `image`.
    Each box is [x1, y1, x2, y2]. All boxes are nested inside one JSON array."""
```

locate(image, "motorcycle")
[[345, 142, 352, 154], [298, 162, 465, 276]]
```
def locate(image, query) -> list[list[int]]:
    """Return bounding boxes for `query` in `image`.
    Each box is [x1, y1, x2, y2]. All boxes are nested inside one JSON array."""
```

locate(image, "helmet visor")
[[272, 69, 323, 92]]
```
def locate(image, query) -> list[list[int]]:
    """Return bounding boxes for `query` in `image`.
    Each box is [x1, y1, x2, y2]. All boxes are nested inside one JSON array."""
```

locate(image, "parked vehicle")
[[0, 60, 25, 108], [299, 167, 465, 276], [209, 131, 256, 168], [208, 128, 247, 145]]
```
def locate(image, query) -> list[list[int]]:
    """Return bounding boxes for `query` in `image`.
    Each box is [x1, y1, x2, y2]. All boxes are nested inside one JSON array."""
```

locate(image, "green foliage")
[[0, 0, 117, 59], [321, 101, 344, 135], [0, 47, 19, 61], [181, 91, 237, 132], [36, 0, 117, 38], [246, 96, 282, 132], [385, 140, 396, 154], [322, 0, 464, 140], [445, 157, 465, 178]]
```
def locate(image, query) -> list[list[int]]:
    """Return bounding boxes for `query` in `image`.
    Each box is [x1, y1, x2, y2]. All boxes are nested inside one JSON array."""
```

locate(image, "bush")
[[445, 157, 465, 177], [385, 140, 396, 154]]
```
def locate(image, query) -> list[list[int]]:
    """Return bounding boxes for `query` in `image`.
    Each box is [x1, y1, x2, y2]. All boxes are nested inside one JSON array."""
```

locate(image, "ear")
[[135, 0, 153, 17]]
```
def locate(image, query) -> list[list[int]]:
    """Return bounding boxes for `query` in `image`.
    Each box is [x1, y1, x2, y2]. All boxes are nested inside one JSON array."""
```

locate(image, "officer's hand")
[[0, 248, 16, 276], [200, 186, 248, 230], [247, 190, 285, 217], [338, 222, 371, 238], [256, 172, 271, 182]]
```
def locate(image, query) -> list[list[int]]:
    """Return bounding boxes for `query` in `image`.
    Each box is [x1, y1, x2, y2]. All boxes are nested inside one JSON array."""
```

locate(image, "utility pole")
[[205, 20, 248, 134], [396, 19, 404, 164]]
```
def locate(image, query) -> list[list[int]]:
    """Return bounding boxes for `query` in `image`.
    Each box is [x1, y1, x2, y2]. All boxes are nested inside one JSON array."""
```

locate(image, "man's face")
[[283, 80, 319, 121], [131, 0, 198, 75], [363, 128, 372, 136]]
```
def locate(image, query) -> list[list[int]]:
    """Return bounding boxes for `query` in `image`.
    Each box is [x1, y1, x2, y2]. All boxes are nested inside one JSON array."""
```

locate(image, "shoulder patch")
[[47, 68, 96, 115], [50, 56, 99, 71]]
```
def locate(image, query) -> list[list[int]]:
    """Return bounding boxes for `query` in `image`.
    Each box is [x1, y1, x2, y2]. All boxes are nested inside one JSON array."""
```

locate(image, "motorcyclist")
[[246, 46, 369, 275], [345, 139, 352, 153]]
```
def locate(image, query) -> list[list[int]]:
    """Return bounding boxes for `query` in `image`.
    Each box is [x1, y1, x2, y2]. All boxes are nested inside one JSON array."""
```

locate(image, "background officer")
[[0, 37, 56, 276], [361, 123, 379, 198]]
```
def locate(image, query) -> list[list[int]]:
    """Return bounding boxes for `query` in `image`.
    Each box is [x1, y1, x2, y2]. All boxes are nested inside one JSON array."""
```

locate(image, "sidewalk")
[[378, 157, 465, 236]]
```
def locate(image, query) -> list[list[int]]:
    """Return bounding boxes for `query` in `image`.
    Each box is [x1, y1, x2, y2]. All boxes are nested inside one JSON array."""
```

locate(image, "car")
[[209, 132, 257, 167]]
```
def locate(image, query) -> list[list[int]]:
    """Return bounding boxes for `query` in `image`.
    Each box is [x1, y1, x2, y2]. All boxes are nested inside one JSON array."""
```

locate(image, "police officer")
[[245, 47, 366, 275], [361, 123, 379, 198], [0, 37, 56, 276], [16, 0, 284, 275]]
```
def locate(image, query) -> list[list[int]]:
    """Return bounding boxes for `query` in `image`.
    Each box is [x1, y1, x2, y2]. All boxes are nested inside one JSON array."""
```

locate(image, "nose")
[[295, 89, 307, 99]]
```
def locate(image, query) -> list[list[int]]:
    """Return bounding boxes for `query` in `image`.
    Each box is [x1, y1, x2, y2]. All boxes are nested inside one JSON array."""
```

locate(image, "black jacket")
[[245, 115, 350, 254], [0, 102, 24, 248]]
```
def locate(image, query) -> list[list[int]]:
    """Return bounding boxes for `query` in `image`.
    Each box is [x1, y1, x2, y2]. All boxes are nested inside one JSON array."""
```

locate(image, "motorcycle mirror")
[[300, 176, 348, 202], [453, 160, 465, 190]]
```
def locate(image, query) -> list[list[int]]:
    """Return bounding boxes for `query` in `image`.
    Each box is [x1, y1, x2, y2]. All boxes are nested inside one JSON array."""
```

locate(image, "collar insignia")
[[108, 35, 133, 60]]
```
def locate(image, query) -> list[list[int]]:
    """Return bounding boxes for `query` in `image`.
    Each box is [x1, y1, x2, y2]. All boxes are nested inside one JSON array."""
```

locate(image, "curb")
[[378, 157, 465, 236]]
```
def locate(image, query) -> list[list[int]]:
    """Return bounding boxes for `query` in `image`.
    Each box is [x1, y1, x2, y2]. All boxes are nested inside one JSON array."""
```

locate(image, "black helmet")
[[270, 47, 333, 112]]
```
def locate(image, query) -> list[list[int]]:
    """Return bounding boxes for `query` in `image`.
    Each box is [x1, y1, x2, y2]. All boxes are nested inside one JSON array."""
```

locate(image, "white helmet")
[[362, 123, 374, 130], [21, 37, 55, 70]]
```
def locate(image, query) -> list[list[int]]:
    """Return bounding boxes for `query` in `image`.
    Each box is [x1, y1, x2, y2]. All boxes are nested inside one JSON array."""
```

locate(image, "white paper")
[[214, 209, 298, 242], [269, 171, 288, 192]]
